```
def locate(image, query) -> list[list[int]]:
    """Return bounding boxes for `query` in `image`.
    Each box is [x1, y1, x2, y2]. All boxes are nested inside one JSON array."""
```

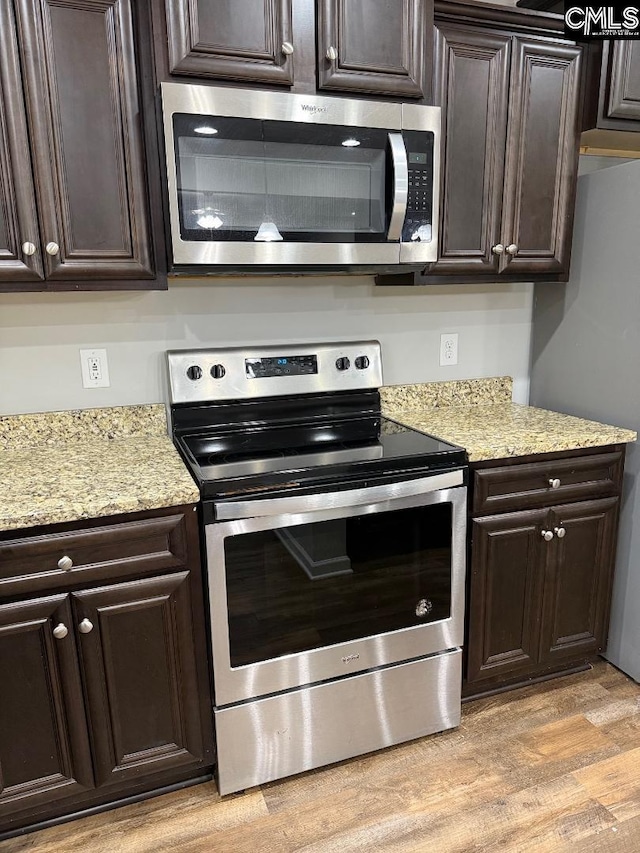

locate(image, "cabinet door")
[[73, 573, 208, 787], [500, 38, 581, 276], [165, 0, 294, 85], [317, 0, 428, 97], [0, 596, 94, 822], [429, 24, 510, 274], [0, 2, 42, 283], [14, 0, 154, 281], [467, 509, 548, 685], [540, 497, 620, 665], [607, 42, 640, 120]]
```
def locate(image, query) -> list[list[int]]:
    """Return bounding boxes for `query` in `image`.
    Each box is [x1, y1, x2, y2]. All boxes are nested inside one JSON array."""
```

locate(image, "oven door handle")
[[214, 469, 464, 520], [387, 132, 408, 242]]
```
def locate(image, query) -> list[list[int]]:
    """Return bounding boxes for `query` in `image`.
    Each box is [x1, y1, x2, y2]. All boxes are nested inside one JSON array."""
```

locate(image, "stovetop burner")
[[167, 341, 468, 502]]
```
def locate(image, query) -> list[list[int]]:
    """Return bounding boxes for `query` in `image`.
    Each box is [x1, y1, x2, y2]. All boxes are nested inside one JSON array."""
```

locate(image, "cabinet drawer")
[[0, 514, 190, 598], [473, 451, 623, 515]]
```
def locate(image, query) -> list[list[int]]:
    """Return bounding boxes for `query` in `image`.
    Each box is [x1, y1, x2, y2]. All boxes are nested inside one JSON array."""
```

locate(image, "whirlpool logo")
[[564, 2, 640, 37], [301, 104, 329, 114]]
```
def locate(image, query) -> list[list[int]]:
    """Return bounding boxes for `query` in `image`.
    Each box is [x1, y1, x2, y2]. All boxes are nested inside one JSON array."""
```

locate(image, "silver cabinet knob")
[[45, 241, 60, 256], [554, 527, 566, 538], [326, 45, 338, 61], [57, 555, 73, 571], [506, 244, 518, 255], [22, 241, 37, 256], [281, 41, 294, 55], [53, 623, 69, 639], [549, 478, 561, 489], [541, 530, 554, 542], [78, 618, 94, 634], [492, 244, 504, 255]]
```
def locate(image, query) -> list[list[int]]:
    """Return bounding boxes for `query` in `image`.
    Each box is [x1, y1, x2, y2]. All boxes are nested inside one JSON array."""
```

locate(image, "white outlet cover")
[[439, 333, 459, 367], [80, 348, 110, 388]]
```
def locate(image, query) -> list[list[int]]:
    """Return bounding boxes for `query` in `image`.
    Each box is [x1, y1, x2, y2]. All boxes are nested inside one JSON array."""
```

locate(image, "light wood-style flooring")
[[3, 661, 640, 853]]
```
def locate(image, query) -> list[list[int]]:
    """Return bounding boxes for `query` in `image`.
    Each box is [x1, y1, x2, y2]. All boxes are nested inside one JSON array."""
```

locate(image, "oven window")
[[224, 503, 452, 668], [173, 114, 389, 243]]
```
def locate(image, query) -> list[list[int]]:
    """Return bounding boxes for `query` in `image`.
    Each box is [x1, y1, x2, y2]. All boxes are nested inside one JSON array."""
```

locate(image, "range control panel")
[[168, 341, 383, 404]]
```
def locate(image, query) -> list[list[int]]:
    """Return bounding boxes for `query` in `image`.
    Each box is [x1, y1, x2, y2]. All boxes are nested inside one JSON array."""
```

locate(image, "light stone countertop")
[[380, 380, 637, 462], [0, 405, 199, 533]]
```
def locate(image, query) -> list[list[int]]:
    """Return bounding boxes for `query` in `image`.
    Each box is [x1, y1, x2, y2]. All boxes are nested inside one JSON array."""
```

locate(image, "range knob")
[[210, 364, 226, 379], [335, 356, 351, 372], [186, 365, 203, 381], [355, 355, 370, 370]]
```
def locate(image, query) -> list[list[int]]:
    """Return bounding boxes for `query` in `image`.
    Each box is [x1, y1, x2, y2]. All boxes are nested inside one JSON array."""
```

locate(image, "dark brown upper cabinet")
[[431, 23, 580, 279], [376, 5, 582, 286], [0, 0, 157, 291], [317, 0, 429, 98], [499, 38, 582, 277], [429, 26, 511, 275], [159, 0, 431, 99], [0, 2, 42, 283], [606, 42, 640, 121], [165, 0, 295, 85], [582, 41, 640, 139]]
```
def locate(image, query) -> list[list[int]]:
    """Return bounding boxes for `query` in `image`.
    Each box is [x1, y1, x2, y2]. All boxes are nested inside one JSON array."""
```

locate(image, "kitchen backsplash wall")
[[0, 278, 533, 415]]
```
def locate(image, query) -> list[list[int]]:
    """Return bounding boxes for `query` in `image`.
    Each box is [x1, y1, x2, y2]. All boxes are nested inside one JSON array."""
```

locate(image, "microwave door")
[[387, 133, 408, 242]]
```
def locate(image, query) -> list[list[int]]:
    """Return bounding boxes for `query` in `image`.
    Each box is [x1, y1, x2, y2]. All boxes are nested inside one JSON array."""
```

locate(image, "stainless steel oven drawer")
[[215, 648, 462, 795]]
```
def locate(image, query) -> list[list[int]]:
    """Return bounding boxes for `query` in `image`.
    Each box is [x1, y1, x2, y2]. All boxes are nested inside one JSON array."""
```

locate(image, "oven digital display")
[[245, 355, 318, 379]]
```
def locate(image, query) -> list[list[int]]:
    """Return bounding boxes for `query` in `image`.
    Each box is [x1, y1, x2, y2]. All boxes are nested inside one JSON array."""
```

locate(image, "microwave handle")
[[214, 469, 464, 520], [387, 132, 408, 241]]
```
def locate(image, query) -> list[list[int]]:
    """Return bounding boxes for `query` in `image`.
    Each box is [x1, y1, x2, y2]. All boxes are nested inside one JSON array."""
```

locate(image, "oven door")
[[205, 475, 466, 707]]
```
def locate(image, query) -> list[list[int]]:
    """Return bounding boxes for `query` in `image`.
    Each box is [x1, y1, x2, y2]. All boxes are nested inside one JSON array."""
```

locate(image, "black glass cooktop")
[[175, 414, 467, 500]]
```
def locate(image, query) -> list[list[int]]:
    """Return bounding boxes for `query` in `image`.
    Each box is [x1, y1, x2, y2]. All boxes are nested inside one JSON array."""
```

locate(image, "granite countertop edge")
[[0, 405, 200, 534], [382, 399, 637, 463], [2, 390, 636, 534]]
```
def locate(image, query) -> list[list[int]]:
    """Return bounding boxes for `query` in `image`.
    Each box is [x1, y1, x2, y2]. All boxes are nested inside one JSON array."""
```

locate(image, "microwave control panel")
[[402, 130, 434, 245]]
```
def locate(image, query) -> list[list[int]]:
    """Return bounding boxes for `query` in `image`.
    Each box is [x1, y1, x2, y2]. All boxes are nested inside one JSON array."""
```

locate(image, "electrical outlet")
[[80, 348, 110, 388], [439, 333, 458, 367]]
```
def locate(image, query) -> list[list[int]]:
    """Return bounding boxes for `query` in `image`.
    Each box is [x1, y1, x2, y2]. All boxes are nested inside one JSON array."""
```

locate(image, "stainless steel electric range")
[[167, 341, 468, 795]]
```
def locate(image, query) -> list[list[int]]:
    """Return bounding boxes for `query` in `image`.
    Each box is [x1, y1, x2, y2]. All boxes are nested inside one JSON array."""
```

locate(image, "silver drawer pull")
[[45, 241, 60, 256], [22, 241, 37, 256], [549, 478, 561, 489], [554, 527, 566, 539], [541, 529, 554, 541], [492, 244, 504, 255], [78, 618, 94, 634], [326, 45, 338, 61], [281, 41, 294, 55], [53, 623, 69, 640], [506, 243, 518, 256], [57, 555, 73, 571]]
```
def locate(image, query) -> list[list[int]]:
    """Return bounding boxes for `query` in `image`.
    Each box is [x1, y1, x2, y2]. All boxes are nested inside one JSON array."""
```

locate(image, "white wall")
[[0, 277, 533, 415]]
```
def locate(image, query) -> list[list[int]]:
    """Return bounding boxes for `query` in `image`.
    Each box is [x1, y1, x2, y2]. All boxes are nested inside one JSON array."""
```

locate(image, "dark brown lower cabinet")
[[74, 573, 207, 787], [0, 505, 214, 838], [465, 460, 622, 698], [0, 596, 94, 820]]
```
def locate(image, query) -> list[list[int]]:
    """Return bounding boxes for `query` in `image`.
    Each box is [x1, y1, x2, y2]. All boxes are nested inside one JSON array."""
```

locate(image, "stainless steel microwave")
[[160, 83, 440, 273]]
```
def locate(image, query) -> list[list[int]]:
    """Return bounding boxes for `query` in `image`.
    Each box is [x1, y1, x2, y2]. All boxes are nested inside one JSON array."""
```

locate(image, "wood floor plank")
[[515, 714, 617, 764], [573, 746, 640, 822], [2, 661, 640, 853]]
